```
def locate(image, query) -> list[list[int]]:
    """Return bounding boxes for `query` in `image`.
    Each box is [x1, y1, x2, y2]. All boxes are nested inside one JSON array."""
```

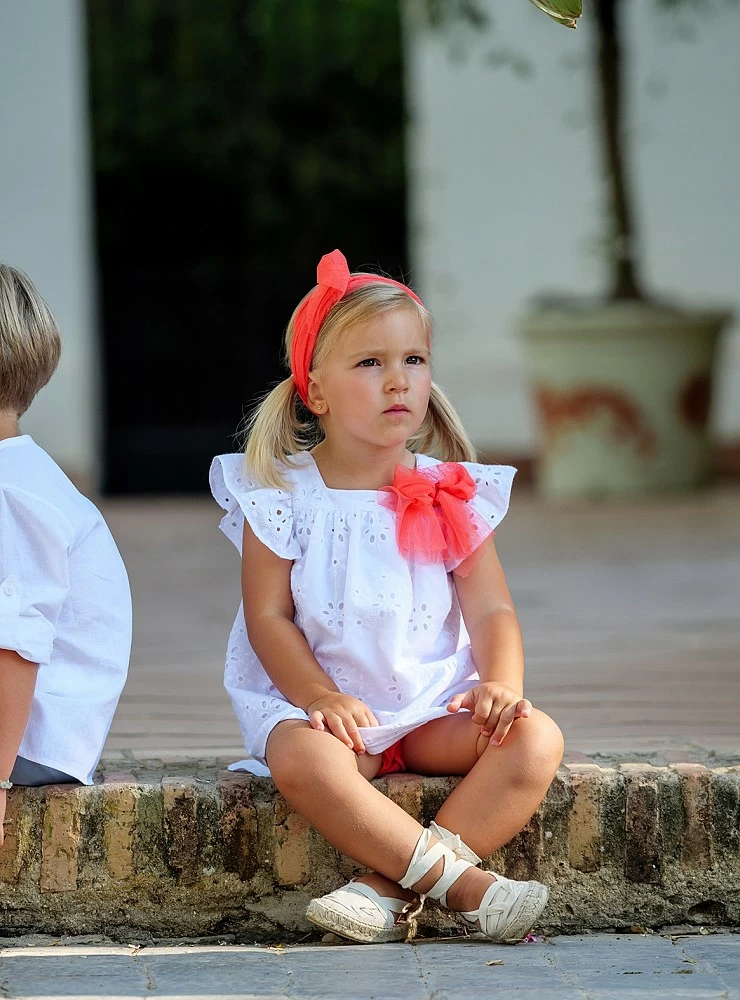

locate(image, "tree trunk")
[[593, 0, 644, 300]]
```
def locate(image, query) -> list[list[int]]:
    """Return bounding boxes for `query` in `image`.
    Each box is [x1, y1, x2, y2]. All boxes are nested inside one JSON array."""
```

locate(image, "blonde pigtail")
[[411, 381, 478, 463], [244, 377, 321, 489]]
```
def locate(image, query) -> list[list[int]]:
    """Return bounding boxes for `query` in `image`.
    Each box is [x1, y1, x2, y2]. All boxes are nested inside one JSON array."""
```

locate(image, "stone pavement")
[[0, 934, 738, 999], [99, 484, 740, 764]]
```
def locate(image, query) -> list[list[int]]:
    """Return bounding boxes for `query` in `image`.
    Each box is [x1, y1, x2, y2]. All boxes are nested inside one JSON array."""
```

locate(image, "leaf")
[[527, 0, 582, 28]]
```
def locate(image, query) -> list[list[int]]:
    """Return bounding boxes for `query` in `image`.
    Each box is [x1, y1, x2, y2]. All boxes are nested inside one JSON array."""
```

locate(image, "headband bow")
[[290, 249, 424, 407]]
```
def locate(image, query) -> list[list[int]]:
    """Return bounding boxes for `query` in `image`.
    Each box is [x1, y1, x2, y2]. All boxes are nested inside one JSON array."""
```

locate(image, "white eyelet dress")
[[209, 451, 516, 775]]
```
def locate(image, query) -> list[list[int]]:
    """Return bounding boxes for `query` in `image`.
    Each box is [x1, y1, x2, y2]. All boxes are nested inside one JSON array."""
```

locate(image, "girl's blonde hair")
[[245, 279, 476, 488], [0, 264, 61, 416]]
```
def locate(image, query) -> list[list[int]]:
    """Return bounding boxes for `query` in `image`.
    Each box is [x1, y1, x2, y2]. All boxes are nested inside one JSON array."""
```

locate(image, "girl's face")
[[308, 307, 432, 453]]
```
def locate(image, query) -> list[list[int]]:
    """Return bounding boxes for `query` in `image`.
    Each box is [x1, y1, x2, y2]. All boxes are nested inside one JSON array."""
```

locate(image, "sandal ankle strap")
[[428, 822, 482, 865], [398, 829, 442, 889], [399, 828, 474, 907]]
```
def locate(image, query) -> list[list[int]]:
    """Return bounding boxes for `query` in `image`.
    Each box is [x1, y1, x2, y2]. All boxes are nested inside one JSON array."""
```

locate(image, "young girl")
[[210, 250, 563, 944]]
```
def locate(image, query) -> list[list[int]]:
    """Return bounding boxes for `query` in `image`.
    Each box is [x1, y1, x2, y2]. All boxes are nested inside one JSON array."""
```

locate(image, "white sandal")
[[399, 828, 549, 944], [306, 824, 548, 945], [305, 878, 414, 943], [304, 823, 469, 944], [457, 872, 550, 942]]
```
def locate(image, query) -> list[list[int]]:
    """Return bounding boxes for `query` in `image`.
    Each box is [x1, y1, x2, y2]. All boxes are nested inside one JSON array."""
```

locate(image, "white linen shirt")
[[210, 451, 515, 775], [0, 436, 131, 783]]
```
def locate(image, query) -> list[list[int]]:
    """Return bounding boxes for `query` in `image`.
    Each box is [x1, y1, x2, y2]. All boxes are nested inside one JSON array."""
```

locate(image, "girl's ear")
[[306, 377, 326, 415]]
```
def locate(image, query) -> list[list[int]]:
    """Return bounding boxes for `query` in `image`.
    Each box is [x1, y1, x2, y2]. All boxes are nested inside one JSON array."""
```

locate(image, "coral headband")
[[290, 249, 424, 407]]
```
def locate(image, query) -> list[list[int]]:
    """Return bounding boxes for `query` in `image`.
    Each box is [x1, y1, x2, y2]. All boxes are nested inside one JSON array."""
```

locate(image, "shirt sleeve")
[[464, 462, 517, 532], [209, 454, 300, 561], [442, 461, 517, 574], [0, 487, 72, 666]]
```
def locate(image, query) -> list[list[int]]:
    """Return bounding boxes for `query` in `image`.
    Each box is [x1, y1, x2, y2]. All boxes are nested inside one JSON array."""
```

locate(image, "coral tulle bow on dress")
[[380, 463, 491, 575]]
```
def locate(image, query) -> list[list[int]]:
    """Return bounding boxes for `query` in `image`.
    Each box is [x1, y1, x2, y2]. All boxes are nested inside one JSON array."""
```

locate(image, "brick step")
[[1, 761, 738, 941]]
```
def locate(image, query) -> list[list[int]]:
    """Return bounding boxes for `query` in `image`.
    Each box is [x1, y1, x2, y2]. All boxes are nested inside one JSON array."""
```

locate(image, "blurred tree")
[[421, 0, 735, 302], [87, 0, 407, 491], [417, 0, 736, 497]]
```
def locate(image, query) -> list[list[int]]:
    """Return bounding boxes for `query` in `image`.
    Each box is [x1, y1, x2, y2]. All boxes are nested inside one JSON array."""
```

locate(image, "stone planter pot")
[[519, 303, 730, 499]]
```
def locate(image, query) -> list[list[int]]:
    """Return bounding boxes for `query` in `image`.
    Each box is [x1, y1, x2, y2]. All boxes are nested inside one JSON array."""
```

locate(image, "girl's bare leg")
[[356, 708, 564, 912], [266, 720, 439, 900], [405, 708, 564, 855]]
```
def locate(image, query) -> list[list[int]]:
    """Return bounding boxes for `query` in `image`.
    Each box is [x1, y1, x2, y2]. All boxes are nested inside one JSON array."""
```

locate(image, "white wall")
[[0, 0, 96, 483], [405, 1, 740, 451], [2, 1, 736, 475]]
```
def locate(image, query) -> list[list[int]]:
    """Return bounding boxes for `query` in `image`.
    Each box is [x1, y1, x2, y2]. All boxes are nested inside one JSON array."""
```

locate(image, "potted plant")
[[428, 0, 733, 497]]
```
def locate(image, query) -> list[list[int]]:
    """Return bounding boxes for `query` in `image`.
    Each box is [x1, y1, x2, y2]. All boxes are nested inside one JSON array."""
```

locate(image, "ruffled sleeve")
[[464, 462, 517, 533], [437, 462, 515, 575], [209, 454, 300, 561]]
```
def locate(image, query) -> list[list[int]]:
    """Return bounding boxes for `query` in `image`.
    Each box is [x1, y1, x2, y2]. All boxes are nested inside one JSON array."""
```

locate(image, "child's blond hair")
[[0, 264, 61, 416], [245, 279, 477, 489]]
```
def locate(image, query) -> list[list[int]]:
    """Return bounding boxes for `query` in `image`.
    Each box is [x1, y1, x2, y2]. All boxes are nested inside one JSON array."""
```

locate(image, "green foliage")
[[420, 0, 582, 31], [421, 0, 490, 29], [87, 0, 406, 263], [86, 0, 409, 490], [527, 0, 582, 29]]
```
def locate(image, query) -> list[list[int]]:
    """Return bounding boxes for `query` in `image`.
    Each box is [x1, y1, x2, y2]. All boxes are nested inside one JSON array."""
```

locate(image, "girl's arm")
[[0, 648, 38, 847], [447, 536, 532, 744], [455, 536, 525, 693], [241, 521, 377, 753]]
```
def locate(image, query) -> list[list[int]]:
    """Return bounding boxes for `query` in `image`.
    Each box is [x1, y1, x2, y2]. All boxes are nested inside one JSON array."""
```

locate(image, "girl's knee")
[[266, 750, 300, 794], [513, 709, 564, 775], [265, 721, 313, 792], [479, 708, 563, 780], [266, 722, 357, 796], [531, 708, 564, 753]]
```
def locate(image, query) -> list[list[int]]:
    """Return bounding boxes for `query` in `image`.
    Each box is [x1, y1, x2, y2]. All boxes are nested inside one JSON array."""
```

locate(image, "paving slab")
[[1, 935, 738, 1000]]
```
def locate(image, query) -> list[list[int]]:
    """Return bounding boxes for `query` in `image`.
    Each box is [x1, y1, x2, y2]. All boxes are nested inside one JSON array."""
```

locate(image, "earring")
[[315, 403, 324, 413]]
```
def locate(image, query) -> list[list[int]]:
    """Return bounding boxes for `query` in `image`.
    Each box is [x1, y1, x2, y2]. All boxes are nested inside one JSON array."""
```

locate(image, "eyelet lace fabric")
[[209, 451, 515, 772]]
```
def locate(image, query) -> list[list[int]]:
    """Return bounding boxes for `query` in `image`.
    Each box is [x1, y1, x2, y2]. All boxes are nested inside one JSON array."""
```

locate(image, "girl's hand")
[[306, 694, 379, 754], [447, 683, 532, 746]]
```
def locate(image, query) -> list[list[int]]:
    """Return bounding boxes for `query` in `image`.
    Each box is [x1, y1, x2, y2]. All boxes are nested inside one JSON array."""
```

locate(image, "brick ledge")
[[1, 761, 738, 941]]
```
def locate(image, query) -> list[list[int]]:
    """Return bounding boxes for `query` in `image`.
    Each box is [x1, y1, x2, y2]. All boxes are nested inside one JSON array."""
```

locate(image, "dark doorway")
[[86, 0, 408, 493]]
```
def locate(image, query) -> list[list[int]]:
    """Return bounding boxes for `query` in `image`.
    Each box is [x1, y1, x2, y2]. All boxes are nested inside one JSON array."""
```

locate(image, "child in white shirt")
[[211, 250, 564, 944], [0, 264, 131, 848]]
